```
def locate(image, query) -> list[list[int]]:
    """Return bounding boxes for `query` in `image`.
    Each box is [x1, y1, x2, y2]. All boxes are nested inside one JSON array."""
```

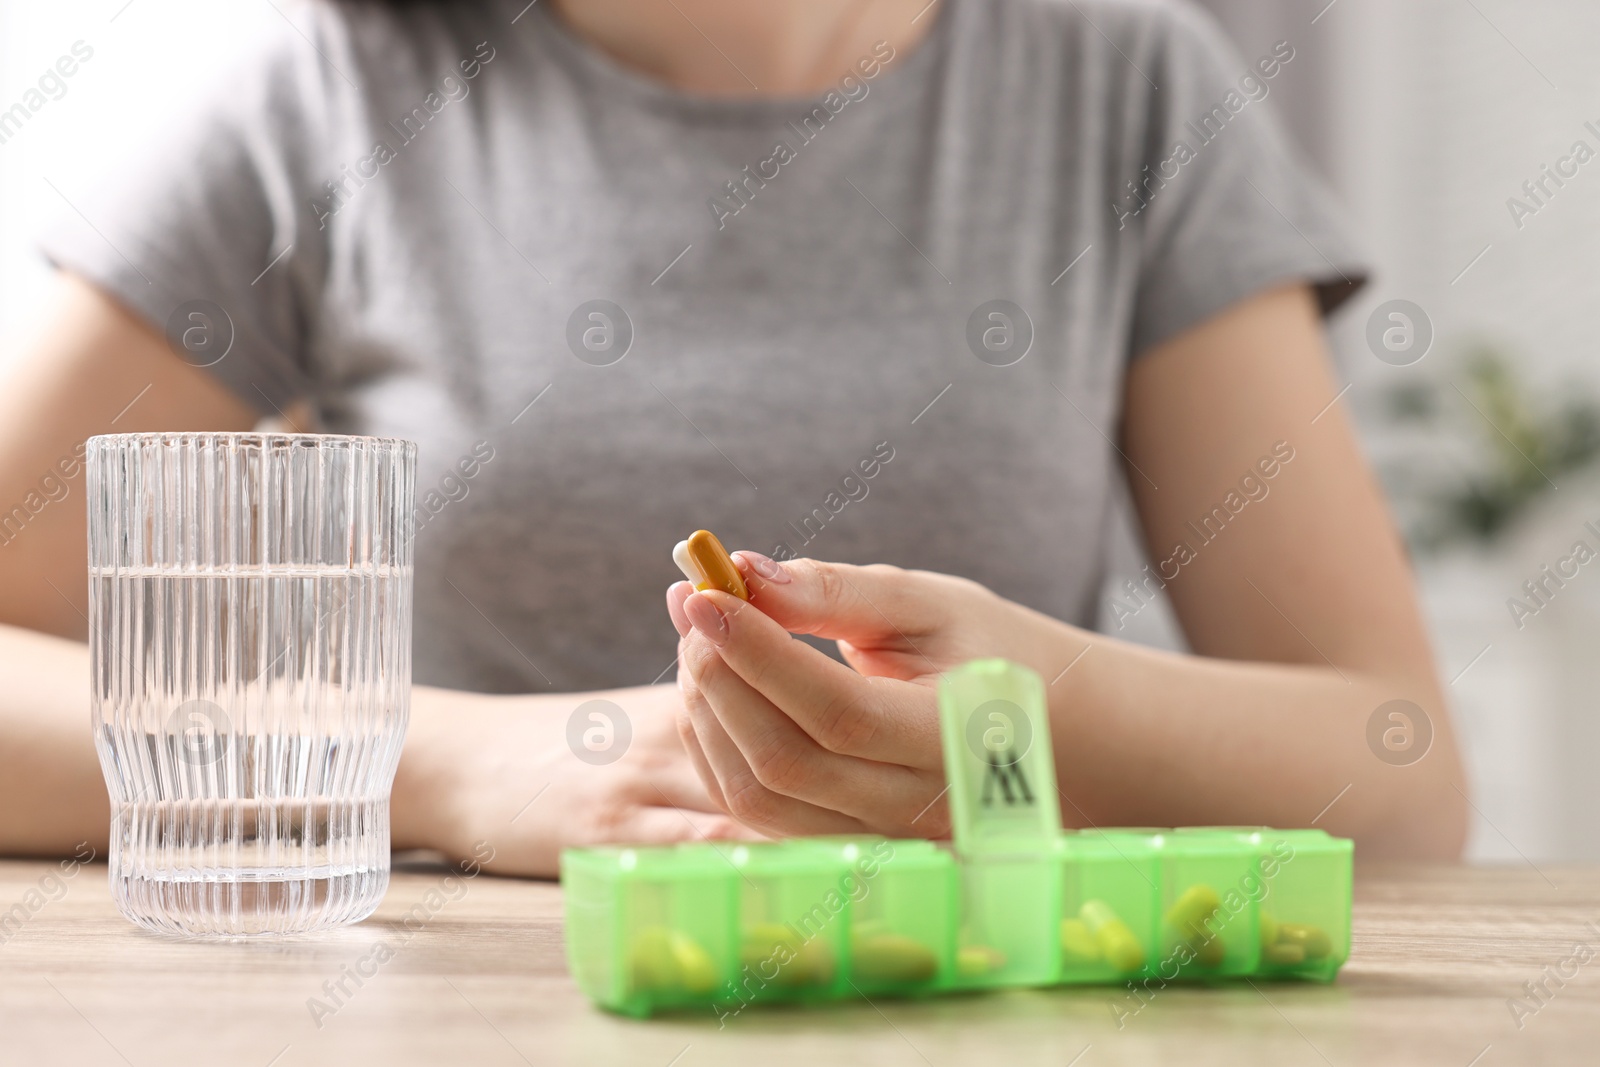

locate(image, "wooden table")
[[1, 858, 1595, 1066]]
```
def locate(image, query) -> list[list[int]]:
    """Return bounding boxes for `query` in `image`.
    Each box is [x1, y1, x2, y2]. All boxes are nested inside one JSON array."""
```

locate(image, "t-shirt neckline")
[[520, 0, 952, 123]]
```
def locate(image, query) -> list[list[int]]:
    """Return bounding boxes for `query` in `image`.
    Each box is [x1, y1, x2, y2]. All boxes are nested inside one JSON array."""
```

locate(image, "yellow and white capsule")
[[672, 529, 749, 600], [672, 540, 697, 584]]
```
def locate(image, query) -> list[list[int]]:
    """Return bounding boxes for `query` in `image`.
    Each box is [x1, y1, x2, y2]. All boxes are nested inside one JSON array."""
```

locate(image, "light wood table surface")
[[1, 858, 1595, 1066]]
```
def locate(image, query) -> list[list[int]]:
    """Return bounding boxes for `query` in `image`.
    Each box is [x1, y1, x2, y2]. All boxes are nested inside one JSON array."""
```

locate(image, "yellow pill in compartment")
[[1186, 931, 1226, 968], [1258, 913, 1334, 966], [1059, 917, 1102, 965], [1079, 899, 1145, 973], [1263, 941, 1306, 966], [1165, 884, 1225, 967], [631, 926, 719, 995], [956, 944, 1007, 978], [1276, 922, 1332, 960], [1165, 884, 1222, 934], [852, 932, 939, 984], [740, 922, 834, 988]]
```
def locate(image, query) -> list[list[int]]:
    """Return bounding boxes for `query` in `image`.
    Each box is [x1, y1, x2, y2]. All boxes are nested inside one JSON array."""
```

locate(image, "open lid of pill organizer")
[[936, 659, 1062, 857]]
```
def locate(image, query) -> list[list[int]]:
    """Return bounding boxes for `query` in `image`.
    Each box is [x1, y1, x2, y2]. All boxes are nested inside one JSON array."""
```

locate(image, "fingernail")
[[666, 581, 693, 637], [684, 593, 729, 646], [736, 551, 790, 584]]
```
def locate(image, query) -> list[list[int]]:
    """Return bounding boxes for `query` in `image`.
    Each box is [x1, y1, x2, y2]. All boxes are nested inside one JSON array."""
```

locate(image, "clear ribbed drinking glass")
[[86, 433, 416, 938]]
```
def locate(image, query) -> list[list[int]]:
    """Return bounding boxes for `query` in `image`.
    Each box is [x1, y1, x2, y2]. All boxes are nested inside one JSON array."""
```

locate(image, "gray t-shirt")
[[45, 0, 1365, 693]]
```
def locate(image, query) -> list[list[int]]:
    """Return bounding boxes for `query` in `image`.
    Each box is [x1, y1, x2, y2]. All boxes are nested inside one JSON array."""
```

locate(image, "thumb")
[[731, 552, 946, 648]]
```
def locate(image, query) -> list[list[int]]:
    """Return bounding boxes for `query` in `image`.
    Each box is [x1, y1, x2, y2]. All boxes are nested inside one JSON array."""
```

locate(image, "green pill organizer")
[[562, 659, 1353, 1017]]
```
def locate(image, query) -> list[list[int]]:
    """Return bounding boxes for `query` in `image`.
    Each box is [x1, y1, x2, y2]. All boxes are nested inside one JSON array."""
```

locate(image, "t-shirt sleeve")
[[38, 22, 335, 414], [1127, 4, 1368, 357]]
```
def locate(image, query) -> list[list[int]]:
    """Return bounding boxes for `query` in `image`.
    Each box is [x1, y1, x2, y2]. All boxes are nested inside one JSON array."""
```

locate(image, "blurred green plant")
[[1386, 347, 1600, 553]]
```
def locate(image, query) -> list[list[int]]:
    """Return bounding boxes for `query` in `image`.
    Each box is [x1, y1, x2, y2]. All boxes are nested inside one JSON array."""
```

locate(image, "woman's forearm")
[[0, 623, 519, 860], [1043, 619, 1466, 858], [0, 622, 480, 860], [0, 624, 108, 856]]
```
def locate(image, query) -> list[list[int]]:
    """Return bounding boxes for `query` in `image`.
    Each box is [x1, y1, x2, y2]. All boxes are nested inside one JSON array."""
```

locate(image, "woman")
[[0, 0, 1466, 876]]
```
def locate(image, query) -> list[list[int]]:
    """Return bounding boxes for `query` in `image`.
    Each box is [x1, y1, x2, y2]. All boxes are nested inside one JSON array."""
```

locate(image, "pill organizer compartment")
[[727, 843, 850, 1004], [841, 840, 958, 996], [1057, 830, 1161, 983], [561, 847, 626, 1011], [1245, 828, 1352, 981], [951, 850, 1062, 989], [939, 660, 1064, 990], [562, 844, 738, 1018], [1158, 829, 1264, 978]]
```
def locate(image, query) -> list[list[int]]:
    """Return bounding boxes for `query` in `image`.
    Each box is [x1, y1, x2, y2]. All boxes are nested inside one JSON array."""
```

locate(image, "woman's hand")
[[667, 553, 1084, 839], [394, 682, 760, 878]]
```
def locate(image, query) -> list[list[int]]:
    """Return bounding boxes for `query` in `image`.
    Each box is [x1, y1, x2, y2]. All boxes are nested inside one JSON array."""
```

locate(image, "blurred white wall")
[[2, 0, 1597, 861], [1360, 0, 1600, 865], [1185, 0, 1600, 863], [0, 0, 282, 340]]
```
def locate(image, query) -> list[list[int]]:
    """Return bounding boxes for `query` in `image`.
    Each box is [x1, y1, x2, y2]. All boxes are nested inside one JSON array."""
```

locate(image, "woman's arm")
[[1106, 283, 1465, 856], [673, 285, 1467, 859], [0, 273, 745, 873], [0, 625, 115, 855], [0, 273, 257, 854], [0, 275, 261, 639]]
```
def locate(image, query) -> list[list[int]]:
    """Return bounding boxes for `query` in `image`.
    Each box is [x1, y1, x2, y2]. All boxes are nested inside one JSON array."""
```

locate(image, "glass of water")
[[86, 433, 416, 937]]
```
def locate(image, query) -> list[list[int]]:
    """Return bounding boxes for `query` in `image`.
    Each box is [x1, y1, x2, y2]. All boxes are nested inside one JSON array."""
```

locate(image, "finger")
[[680, 627, 939, 830], [665, 581, 692, 638], [732, 552, 946, 648], [672, 670, 730, 813], [677, 637, 867, 836], [676, 636, 749, 814], [681, 588, 941, 767], [679, 644, 863, 835]]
